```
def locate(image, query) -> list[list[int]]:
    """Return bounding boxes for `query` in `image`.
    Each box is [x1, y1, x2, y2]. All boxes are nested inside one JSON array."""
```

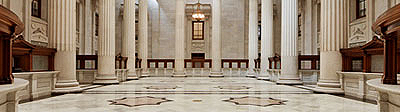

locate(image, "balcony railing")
[[298, 55, 320, 70], [185, 59, 212, 68], [254, 59, 261, 68], [268, 54, 281, 69], [76, 55, 141, 69], [76, 55, 98, 69], [147, 59, 175, 68], [268, 54, 320, 70], [115, 55, 128, 69], [221, 59, 249, 68], [146, 59, 250, 69]]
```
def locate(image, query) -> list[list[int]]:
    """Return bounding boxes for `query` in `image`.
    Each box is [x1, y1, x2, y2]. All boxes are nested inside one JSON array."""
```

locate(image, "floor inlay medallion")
[[223, 96, 287, 107], [144, 85, 180, 90], [215, 86, 251, 90], [108, 96, 173, 107]]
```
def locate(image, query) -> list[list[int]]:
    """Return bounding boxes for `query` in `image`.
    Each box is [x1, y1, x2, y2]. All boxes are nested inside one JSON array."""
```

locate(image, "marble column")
[[173, 0, 186, 77], [246, 0, 258, 78], [366, 0, 375, 41], [23, 0, 32, 42], [93, 0, 119, 84], [49, 0, 83, 93], [84, 0, 93, 55], [303, 0, 314, 55], [312, 0, 348, 94], [139, 0, 149, 77], [210, 0, 223, 77], [78, 2, 85, 54], [277, 0, 303, 85], [259, 0, 274, 80], [123, 0, 138, 80]]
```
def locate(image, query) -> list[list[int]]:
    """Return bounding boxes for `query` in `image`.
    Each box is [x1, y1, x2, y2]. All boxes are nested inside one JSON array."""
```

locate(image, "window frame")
[[31, 0, 42, 18], [192, 21, 204, 40], [356, 0, 366, 19]]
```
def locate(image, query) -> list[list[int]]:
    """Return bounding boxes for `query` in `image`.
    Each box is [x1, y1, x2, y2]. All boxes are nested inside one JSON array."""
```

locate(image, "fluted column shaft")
[[94, 0, 118, 84], [84, 0, 93, 55], [210, 0, 223, 77], [174, 0, 186, 77], [123, 0, 137, 80], [259, 0, 274, 80], [277, 0, 302, 85], [313, 0, 348, 93], [49, 0, 82, 93], [139, 0, 149, 76], [247, 0, 258, 77]]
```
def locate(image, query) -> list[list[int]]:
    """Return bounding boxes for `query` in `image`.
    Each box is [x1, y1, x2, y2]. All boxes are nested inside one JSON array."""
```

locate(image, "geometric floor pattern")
[[19, 77, 378, 112], [223, 96, 287, 107], [108, 96, 173, 107]]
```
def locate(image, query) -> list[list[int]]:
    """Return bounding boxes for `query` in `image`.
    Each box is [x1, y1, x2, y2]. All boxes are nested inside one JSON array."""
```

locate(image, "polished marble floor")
[[19, 77, 378, 112]]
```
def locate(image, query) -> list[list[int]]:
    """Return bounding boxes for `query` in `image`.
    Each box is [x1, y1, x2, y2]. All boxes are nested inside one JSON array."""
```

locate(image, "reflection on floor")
[[19, 77, 377, 112]]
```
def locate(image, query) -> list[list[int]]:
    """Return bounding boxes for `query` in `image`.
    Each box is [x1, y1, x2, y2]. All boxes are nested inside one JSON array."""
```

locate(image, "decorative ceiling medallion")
[[108, 96, 173, 107], [215, 86, 251, 90], [223, 96, 287, 107], [144, 85, 180, 90]]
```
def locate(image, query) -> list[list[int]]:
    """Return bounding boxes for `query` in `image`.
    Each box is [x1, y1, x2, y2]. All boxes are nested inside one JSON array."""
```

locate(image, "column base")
[[246, 71, 257, 78], [310, 80, 344, 94], [127, 73, 139, 80], [209, 72, 224, 78], [277, 78, 303, 85], [256, 73, 270, 80], [256, 76, 270, 81], [172, 72, 186, 77], [52, 80, 83, 94], [140, 71, 150, 77], [93, 74, 119, 85]]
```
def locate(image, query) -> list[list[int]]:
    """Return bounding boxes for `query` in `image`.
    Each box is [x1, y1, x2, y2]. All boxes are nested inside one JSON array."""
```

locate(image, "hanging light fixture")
[[192, 0, 205, 21]]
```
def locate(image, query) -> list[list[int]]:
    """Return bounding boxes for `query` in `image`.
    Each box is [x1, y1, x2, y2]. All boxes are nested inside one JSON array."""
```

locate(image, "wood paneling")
[[0, 6, 24, 84], [371, 4, 400, 84], [340, 37, 387, 73], [12, 39, 56, 72]]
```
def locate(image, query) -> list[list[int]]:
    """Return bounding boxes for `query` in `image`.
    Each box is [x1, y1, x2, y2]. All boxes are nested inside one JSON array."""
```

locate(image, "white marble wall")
[[32, 56, 49, 71], [134, 0, 281, 59], [346, 0, 400, 47], [220, 0, 246, 58], [149, 0, 176, 58]]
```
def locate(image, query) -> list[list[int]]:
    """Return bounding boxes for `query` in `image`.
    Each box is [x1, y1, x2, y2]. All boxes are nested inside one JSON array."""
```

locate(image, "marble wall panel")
[[371, 55, 384, 73]]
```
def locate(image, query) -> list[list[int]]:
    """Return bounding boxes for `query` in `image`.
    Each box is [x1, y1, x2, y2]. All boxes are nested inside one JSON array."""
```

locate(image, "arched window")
[[32, 0, 41, 18]]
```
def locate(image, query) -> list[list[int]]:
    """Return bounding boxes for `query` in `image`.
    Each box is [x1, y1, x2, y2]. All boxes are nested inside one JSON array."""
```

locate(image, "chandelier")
[[192, 0, 205, 21]]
